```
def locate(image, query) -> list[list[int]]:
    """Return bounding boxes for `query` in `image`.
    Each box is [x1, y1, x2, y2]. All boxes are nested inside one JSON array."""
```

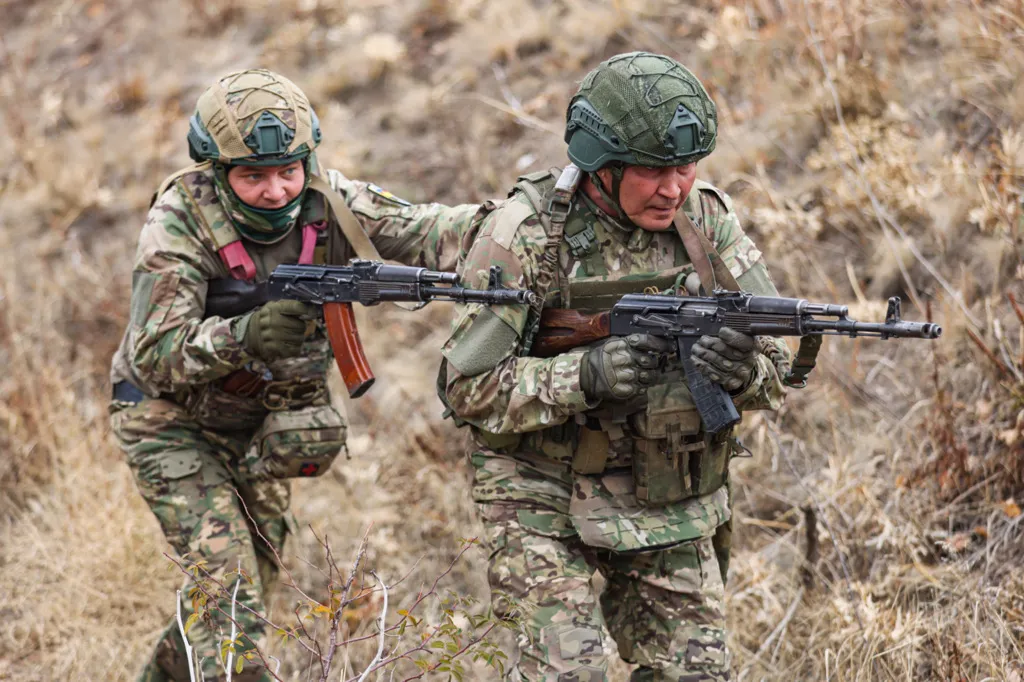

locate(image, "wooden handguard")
[[323, 302, 375, 398], [531, 309, 612, 357]]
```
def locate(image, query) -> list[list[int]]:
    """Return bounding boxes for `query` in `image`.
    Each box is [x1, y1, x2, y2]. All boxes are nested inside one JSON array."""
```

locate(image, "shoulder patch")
[[367, 183, 411, 207], [490, 197, 536, 250]]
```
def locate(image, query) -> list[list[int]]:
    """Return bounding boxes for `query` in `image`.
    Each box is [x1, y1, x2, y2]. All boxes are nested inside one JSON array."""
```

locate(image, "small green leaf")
[[184, 613, 199, 636], [235, 656, 245, 674]]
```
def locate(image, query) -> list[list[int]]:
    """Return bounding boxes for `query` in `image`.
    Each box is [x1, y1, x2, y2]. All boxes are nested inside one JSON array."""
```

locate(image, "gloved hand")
[[242, 300, 317, 361], [691, 326, 757, 392], [580, 334, 673, 402]]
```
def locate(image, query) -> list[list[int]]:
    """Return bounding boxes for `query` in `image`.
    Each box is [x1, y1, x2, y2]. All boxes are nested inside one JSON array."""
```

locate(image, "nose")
[[657, 174, 683, 199], [263, 176, 288, 205]]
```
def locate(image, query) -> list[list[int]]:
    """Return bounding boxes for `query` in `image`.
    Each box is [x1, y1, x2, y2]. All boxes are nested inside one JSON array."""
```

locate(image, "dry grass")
[[1, 0, 1023, 680]]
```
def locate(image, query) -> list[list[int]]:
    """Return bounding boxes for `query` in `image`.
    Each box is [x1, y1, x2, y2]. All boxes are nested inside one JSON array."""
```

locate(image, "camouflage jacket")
[[110, 166, 477, 426], [439, 171, 790, 550]]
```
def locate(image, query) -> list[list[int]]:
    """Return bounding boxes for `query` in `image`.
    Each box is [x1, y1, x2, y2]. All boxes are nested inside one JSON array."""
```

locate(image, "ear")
[[595, 167, 613, 192]]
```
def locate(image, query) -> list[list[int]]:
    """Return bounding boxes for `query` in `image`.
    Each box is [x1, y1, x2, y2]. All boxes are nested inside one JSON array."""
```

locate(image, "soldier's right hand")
[[580, 334, 674, 403], [242, 300, 317, 361]]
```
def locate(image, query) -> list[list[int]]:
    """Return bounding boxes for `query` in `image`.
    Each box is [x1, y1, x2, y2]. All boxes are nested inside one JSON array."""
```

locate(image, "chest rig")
[[154, 163, 382, 422], [512, 165, 742, 507]]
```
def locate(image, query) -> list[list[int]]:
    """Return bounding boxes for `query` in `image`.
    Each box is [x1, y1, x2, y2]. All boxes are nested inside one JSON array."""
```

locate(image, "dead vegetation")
[[1, 0, 1023, 679]]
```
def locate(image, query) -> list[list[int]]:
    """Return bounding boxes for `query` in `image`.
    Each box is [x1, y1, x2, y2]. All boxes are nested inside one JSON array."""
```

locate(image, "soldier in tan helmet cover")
[[109, 69, 478, 681], [438, 52, 792, 680]]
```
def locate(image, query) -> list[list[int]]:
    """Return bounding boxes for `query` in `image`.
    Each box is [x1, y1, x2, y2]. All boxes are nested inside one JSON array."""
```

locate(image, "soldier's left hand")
[[691, 326, 756, 392]]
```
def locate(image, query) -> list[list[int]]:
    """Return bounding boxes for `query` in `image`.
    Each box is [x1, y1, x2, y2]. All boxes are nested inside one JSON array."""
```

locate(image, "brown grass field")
[[2, 0, 1023, 679]]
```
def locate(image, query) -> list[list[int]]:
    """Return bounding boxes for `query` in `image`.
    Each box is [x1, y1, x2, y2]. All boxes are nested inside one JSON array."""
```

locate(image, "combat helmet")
[[187, 68, 322, 166], [565, 52, 717, 172]]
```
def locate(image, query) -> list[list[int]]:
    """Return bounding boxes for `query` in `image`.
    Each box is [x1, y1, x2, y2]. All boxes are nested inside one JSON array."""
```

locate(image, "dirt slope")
[[1, 1, 1022, 680]]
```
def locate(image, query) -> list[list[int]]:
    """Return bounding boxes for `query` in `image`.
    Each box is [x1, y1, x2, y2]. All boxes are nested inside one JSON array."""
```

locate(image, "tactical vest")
[[151, 163, 376, 431], [498, 168, 741, 507]]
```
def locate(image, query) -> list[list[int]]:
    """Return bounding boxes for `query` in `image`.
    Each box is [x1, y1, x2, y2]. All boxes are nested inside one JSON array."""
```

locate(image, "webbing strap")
[[520, 164, 583, 351], [673, 211, 740, 292], [307, 174, 382, 261], [784, 334, 822, 389]]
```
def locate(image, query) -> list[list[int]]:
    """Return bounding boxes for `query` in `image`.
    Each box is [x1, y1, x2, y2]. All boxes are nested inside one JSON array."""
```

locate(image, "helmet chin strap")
[[589, 165, 640, 231]]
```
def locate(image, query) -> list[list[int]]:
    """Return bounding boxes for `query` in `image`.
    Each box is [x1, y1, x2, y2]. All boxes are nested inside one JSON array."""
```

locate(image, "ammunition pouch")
[[245, 403, 348, 480]]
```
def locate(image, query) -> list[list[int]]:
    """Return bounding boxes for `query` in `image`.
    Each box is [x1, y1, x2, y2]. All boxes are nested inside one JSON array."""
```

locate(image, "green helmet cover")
[[187, 68, 323, 166], [565, 52, 717, 172]]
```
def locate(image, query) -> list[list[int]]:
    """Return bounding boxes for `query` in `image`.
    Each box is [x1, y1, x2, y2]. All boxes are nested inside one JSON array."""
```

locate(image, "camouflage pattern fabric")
[[480, 500, 729, 681], [110, 165, 477, 681], [112, 398, 287, 682], [440, 174, 789, 678]]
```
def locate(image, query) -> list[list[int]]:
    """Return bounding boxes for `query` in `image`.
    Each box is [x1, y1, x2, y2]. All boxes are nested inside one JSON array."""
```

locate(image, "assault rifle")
[[207, 260, 533, 399], [532, 292, 941, 434]]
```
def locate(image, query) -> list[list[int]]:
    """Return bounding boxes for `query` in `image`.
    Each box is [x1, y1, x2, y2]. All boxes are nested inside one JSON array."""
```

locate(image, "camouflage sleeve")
[[326, 169, 479, 271], [700, 187, 791, 411], [440, 201, 594, 434], [126, 188, 253, 394]]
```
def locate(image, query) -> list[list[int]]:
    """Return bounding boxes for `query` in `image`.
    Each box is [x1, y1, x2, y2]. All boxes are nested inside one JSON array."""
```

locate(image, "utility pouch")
[[187, 382, 268, 431], [630, 406, 704, 506], [571, 426, 610, 474], [247, 403, 348, 479]]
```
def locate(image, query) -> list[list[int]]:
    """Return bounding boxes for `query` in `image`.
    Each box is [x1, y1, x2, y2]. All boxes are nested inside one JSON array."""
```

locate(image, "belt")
[[112, 380, 147, 404], [220, 367, 326, 410]]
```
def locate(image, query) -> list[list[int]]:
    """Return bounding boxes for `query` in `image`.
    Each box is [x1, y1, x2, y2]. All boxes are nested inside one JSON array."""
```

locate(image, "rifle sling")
[[674, 209, 820, 388], [673, 211, 740, 293], [307, 174, 383, 262]]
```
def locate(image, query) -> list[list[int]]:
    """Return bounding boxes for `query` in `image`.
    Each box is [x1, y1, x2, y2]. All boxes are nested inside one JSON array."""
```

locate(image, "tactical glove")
[[580, 334, 674, 403], [691, 326, 757, 392], [242, 300, 317, 361]]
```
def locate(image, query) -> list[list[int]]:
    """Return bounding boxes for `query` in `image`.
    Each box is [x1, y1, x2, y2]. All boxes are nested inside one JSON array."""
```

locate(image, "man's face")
[[226, 160, 305, 208], [597, 163, 697, 231]]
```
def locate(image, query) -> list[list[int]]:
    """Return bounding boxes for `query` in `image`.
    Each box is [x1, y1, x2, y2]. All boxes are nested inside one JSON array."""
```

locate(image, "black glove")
[[691, 326, 757, 392], [242, 300, 317, 361], [580, 334, 674, 402]]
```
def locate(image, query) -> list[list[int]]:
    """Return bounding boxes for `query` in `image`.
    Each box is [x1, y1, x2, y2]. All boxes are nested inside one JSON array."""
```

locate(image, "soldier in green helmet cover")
[[110, 69, 478, 682], [438, 52, 792, 680]]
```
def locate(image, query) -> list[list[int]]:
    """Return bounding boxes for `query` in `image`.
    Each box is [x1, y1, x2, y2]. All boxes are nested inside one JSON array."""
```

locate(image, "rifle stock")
[[323, 302, 375, 398], [532, 309, 611, 357]]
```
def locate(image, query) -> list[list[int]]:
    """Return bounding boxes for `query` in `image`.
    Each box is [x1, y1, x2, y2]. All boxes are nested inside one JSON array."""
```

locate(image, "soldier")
[[439, 52, 791, 680], [110, 69, 477, 682]]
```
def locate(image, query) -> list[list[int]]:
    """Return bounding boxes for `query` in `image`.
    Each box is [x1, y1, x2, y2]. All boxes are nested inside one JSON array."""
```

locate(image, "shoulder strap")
[[152, 161, 212, 207], [673, 211, 740, 292], [519, 163, 583, 351], [307, 174, 382, 261]]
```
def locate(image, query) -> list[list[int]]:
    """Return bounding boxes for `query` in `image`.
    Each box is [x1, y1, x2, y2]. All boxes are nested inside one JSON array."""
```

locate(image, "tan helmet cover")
[[191, 69, 320, 164]]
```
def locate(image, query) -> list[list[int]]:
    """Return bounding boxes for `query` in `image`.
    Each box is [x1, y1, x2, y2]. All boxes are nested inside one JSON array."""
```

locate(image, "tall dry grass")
[[1, 0, 1022, 680]]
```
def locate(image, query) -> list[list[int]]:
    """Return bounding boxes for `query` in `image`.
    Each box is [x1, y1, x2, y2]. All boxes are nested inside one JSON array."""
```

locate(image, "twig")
[[965, 327, 1011, 375], [801, 0, 982, 330], [226, 559, 242, 681], [355, 571, 389, 682], [235, 489, 323, 608], [752, 586, 806, 663], [321, 525, 372, 681], [176, 589, 199, 682], [454, 93, 562, 136]]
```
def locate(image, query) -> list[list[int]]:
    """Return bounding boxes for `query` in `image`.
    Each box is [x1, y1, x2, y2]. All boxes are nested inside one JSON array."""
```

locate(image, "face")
[[226, 161, 305, 209], [597, 163, 697, 231]]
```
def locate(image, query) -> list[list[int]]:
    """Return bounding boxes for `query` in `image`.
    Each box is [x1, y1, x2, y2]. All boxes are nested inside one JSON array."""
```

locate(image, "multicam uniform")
[[439, 53, 790, 682], [109, 70, 476, 682]]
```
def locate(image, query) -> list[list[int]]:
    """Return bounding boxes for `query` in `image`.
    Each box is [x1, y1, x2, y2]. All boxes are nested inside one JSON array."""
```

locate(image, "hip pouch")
[[247, 403, 348, 479], [631, 406, 730, 507]]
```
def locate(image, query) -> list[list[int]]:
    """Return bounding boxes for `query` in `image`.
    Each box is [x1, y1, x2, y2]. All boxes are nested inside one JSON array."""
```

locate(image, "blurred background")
[[1, 0, 1022, 679]]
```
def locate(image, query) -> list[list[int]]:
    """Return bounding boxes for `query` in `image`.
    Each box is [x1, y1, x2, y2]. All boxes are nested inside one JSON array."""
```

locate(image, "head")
[[565, 52, 717, 231], [187, 69, 323, 239], [226, 160, 306, 209]]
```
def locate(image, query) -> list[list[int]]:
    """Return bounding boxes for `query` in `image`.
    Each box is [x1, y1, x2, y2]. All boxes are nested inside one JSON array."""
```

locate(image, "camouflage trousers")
[[111, 399, 290, 682], [480, 502, 730, 681]]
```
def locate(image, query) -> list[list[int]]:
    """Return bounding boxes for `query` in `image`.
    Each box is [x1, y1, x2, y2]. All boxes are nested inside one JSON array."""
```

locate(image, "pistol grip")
[[323, 302, 375, 398], [679, 337, 740, 434]]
